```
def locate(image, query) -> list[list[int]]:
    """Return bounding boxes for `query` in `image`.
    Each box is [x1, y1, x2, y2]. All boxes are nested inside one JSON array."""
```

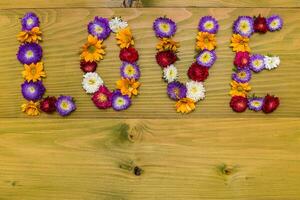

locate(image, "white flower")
[[82, 72, 103, 94], [264, 56, 280, 70], [109, 17, 128, 33], [186, 81, 205, 102], [163, 64, 178, 83]]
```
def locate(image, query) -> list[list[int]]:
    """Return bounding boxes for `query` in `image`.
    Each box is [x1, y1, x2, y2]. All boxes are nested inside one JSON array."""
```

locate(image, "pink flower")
[[92, 86, 112, 109], [234, 52, 250, 68]]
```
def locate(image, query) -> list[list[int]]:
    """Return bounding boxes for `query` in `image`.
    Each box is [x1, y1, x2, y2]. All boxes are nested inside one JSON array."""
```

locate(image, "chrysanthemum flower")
[[196, 32, 216, 51], [233, 16, 254, 37], [175, 98, 195, 114], [119, 47, 139, 63], [249, 54, 265, 72], [80, 60, 97, 73], [116, 78, 140, 97], [21, 81, 45, 101], [167, 81, 187, 100], [116, 27, 134, 49], [82, 72, 103, 94], [267, 15, 283, 32], [232, 68, 252, 83], [156, 38, 179, 52], [111, 90, 131, 111], [22, 62, 46, 82], [248, 97, 264, 111], [230, 96, 248, 112], [153, 17, 177, 38], [198, 16, 219, 34], [254, 15, 268, 33], [186, 80, 205, 102], [81, 35, 105, 62], [264, 56, 280, 70], [109, 17, 128, 33], [92, 86, 112, 109], [163, 64, 178, 83], [188, 62, 209, 82], [21, 101, 40, 116], [40, 96, 57, 113], [55, 96, 76, 116], [88, 17, 111, 40], [234, 51, 250, 68], [17, 43, 42, 65], [230, 34, 251, 52], [156, 50, 178, 68], [17, 27, 42, 43], [262, 94, 280, 113], [120, 62, 141, 80], [229, 80, 251, 97], [196, 50, 216, 68], [21, 12, 40, 31]]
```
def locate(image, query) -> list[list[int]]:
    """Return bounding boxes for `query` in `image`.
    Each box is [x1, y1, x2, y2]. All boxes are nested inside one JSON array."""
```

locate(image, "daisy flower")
[[230, 34, 251, 52], [249, 54, 265, 72], [175, 98, 195, 114], [116, 27, 134, 49], [233, 16, 254, 37], [17, 27, 42, 43], [82, 72, 103, 94], [21, 81, 45, 101], [21, 101, 40, 116], [248, 97, 264, 111], [55, 96, 76, 116], [21, 12, 40, 31], [163, 64, 178, 83], [196, 50, 217, 68], [196, 32, 216, 51], [156, 38, 179, 52], [232, 68, 252, 83], [88, 17, 111, 40], [109, 17, 128, 33], [186, 80, 205, 102], [22, 62, 46, 82], [120, 62, 141, 80], [17, 43, 42, 65], [229, 80, 251, 97], [267, 15, 283, 32], [167, 81, 187, 100], [116, 78, 140, 97], [92, 85, 112, 109], [264, 56, 280, 70], [111, 90, 131, 111], [153, 17, 177, 38], [81, 35, 105, 62], [198, 16, 219, 34]]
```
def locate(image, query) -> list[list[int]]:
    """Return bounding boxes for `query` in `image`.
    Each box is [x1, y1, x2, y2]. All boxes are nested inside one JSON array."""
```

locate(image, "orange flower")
[[116, 27, 134, 49], [116, 78, 140, 97], [175, 98, 195, 114], [81, 35, 105, 62], [22, 62, 46, 82], [230, 34, 251, 52], [21, 101, 40, 116], [156, 38, 179, 52], [17, 27, 42, 43], [196, 32, 216, 50]]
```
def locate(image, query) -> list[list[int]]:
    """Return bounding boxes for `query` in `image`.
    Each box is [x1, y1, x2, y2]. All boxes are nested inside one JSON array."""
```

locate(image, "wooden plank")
[[0, 118, 299, 199], [0, 8, 299, 118]]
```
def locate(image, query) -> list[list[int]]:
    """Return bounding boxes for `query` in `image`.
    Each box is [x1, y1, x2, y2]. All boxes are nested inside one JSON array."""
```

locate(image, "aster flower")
[[254, 15, 268, 33], [230, 96, 248, 112], [80, 60, 97, 73], [186, 80, 205, 102], [249, 54, 265, 72], [116, 27, 134, 49], [229, 80, 251, 97], [156, 38, 179, 52], [88, 17, 111, 40], [40, 96, 57, 113], [21, 81, 45, 101], [248, 97, 264, 111], [175, 98, 195, 114], [267, 15, 283, 32], [232, 68, 252, 83], [230, 34, 251, 52], [233, 16, 254, 37], [109, 17, 128, 33], [116, 78, 140, 97], [17, 43, 42, 65], [111, 90, 131, 111], [167, 81, 187, 100], [188, 62, 209, 82], [196, 32, 216, 51], [163, 64, 178, 83], [55, 96, 76, 116], [92, 85, 112, 109], [22, 62, 46, 82], [198, 16, 219, 34], [81, 35, 105, 62], [119, 47, 139, 63], [153, 17, 177, 38], [17, 27, 42, 43], [82, 72, 103, 94], [234, 51, 250, 68], [262, 94, 280, 113], [264, 56, 280, 70], [21, 101, 40, 116], [21, 12, 40, 31], [196, 50, 216, 68], [120, 62, 141, 80], [156, 50, 177, 68]]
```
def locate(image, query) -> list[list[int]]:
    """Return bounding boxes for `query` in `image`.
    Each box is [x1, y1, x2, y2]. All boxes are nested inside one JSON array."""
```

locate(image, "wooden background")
[[0, 0, 299, 199]]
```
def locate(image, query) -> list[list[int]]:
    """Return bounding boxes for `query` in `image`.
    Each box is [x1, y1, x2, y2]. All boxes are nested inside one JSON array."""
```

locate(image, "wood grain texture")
[[0, 118, 299, 199], [0, 8, 299, 118]]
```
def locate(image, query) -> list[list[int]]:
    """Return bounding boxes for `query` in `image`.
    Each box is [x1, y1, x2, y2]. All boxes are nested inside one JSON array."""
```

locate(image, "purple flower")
[[196, 50, 217, 68], [21, 12, 40, 31], [120, 62, 141, 80], [153, 17, 176, 38], [17, 43, 42, 65], [88, 17, 111, 40], [232, 68, 252, 83], [248, 97, 264, 111], [55, 96, 76, 116], [249, 54, 265, 73], [233, 16, 254, 37], [167, 81, 187, 100], [198, 16, 219, 34], [267, 15, 283, 32], [111, 90, 131, 111], [21, 81, 45, 101]]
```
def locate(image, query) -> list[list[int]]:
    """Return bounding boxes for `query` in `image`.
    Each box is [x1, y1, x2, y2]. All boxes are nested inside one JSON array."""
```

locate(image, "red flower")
[[120, 47, 139, 63], [156, 51, 177, 68], [92, 86, 112, 109], [254, 15, 268, 33], [187, 62, 209, 82], [262, 94, 280, 113], [80, 60, 97, 73], [234, 52, 250, 68], [40, 96, 57, 113], [230, 96, 248, 112]]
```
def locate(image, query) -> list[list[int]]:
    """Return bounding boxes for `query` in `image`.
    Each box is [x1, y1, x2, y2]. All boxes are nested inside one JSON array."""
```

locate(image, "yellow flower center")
[[237, 86, 244, 92], [61, 101, 69, 110], [26, 50, 34, 58], [191, 87, 197, 94], [30, 66, 36, 75], [254, 60, 262, 67], [204, 37, 210, 43], [204, 22, 213, 29], [88, 45, 96, 53], [95, 25, 103, 34], [202, 53, 210, 62], [238, 72, 246, 78], [117, 98, 124, 105], [29, 86, 35, 93], [253, 101, 260, 106], [97, 93, 107, 102], [27, 18, 34, 25], [88, 78, 96, 85], [125, 65, 135, 76], [160, 23, 170, 32]]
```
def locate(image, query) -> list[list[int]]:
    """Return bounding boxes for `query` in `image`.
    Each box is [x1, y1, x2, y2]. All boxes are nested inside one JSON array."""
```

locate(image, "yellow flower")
[[230, 34, 250, 52], [17, 27, 42, 43], [156, 38, 179, 52], [81, 35, 105, 62], [116, 78, 140, 97], [229, 81, 251, 97], [22, 62, 46, 82], [175, 98, 196, 114], [116, 27, 134, 49], [196, 32, 216, 51], [21, 101, 40, 116]]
